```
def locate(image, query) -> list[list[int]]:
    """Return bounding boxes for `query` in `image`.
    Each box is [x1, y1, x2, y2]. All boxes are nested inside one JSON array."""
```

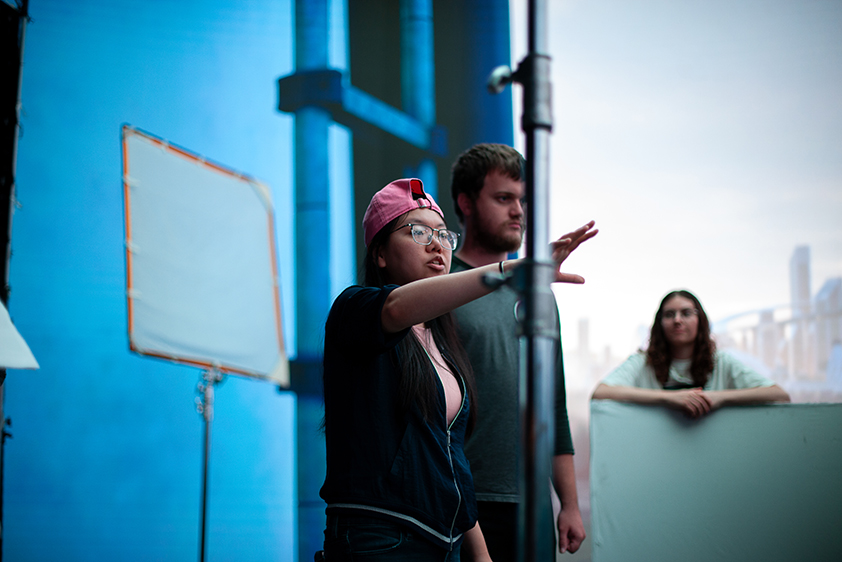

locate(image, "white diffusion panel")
[[0, 300, 39, 369], [121, 125, 287, 385]]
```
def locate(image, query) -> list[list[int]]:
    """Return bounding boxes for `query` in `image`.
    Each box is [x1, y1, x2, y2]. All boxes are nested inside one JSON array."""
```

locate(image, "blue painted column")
[[293, 1, 330, 561], [294, 104, 330, 359], [400, 0, 438, 196], [465, 0, 514, 146]]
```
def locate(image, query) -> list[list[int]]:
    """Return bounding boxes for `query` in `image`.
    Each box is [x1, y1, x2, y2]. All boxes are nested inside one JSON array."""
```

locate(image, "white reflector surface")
[[0, 300, 39, 370], [122, 126, 287, 385]]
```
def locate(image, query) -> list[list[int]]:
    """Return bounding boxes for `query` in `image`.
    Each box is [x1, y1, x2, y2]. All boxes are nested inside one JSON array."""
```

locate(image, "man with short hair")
[[450, 143, 595, 559]]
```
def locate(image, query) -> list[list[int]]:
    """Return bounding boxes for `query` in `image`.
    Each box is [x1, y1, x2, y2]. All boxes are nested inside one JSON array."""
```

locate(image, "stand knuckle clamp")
[[511, 260, 560, 340], [518, 54, 554, 132]]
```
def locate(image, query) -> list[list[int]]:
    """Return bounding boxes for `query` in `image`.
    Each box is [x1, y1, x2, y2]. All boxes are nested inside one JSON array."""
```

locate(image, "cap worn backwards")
[[362, 178, 444, 246]]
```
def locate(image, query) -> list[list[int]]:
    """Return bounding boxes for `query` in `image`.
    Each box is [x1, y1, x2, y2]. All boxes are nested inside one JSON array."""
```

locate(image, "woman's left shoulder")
[[331, 285, 397, 313], [713, 349, 776, 386], [714, 348, 752, 366], [714, 348, 745, 363]]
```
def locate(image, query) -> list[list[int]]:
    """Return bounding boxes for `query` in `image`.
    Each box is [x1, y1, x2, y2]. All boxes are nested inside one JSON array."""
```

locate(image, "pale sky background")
[[510, 0, 842, 373]]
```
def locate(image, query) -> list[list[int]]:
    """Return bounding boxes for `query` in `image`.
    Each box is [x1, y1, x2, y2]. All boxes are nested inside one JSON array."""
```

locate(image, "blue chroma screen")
[[6, 1, 298, 560]]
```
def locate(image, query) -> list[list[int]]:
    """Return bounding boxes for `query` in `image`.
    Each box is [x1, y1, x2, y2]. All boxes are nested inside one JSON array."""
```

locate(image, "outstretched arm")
[[703, 385, 790, 410], [381, 221, 598, 333], [380, 261, 507, 332], [552, 454, 586, 554], [591, 383, 714, 418], [592, 383, 790, 418]]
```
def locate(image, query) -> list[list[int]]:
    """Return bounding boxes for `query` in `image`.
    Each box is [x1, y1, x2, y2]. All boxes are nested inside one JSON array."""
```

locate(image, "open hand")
[[550, 220, 598, 283]]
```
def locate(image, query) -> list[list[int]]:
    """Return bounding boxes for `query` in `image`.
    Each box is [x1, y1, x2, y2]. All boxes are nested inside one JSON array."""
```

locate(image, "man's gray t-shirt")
[[451, 256, 574, 503]]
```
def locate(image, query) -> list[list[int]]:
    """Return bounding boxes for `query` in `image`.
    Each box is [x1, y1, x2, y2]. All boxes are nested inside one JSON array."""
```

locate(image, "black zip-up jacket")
[[320, 285, 477, 550]]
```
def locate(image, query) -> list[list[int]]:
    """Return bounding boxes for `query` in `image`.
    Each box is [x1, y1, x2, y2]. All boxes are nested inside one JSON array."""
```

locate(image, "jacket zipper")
[[445, 375, 467, 550], [420, 343, 467, 550]]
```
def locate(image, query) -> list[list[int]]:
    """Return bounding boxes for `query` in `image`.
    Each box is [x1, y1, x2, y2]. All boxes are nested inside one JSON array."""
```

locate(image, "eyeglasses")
[[662, 308, 698, 320], [394, 223, 460, 251]]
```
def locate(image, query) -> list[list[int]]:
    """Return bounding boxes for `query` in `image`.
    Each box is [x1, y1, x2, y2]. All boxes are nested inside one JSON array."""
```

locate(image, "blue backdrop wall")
[[5, 1, 299, 560]]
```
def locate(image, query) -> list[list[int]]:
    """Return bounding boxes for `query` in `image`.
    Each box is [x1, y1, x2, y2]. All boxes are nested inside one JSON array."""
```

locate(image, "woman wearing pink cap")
[[319, 178, 595, 561]]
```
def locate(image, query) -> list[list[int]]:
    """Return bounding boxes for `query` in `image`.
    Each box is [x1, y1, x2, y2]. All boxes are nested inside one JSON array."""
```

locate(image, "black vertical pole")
[[200, 399, 211, 562], [518, 1, 555, 559], [197, 370, 219, 562], [486, 0, 556, 560]]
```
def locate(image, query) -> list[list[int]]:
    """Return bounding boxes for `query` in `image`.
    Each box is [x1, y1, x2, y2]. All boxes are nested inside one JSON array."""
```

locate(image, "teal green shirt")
[[602, 350, 777, 390]]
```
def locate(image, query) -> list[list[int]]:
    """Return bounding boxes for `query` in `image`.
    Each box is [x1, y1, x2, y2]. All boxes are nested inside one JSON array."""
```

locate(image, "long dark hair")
[[646, 290, 716, 387], [365, 215, 478, 434]]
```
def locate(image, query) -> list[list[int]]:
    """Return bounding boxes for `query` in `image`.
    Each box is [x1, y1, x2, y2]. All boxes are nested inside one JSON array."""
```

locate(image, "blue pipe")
[[465, 0, 514, 146], [293, 1, 330, 561], [401, 0, 435, 128], [400, 0, 438, 198]]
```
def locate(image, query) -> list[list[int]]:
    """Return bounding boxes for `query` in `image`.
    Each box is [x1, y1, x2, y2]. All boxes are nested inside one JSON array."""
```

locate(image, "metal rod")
[[200, 401, 210, 562], [484, 1, 555, 557], [197, 369, 218, 562], [519, 0, 555, 560], [0, 415, 9, 562]]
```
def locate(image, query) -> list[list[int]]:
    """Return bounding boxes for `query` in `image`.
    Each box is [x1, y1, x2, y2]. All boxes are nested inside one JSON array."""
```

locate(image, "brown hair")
[[450, 143, 524, 223], [646, 290, 716, 387]]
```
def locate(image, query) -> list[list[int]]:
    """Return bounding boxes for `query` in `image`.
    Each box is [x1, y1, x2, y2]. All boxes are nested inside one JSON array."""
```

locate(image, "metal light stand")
[[487, 1, 555, 560], [195, 368, 224, 562], [0, 416, 10, 562]]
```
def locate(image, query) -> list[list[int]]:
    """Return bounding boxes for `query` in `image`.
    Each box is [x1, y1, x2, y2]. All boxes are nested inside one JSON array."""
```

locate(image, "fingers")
[[572, 226, 598, 247], [550, 237, 573, 250], [684, 401, 703, 418], [667, 389, 710, 418], [567, 534, 584, 553], [558, 534, 569, 554], [555, 272, 585, 284], [552, 221, 597, 248], [556, 519, 571, 554], [565, 229, 598, 256], [556, 517, 566, 553], [692, 389, 712, 416], [681, 389, 711, 418], [559, 220, 596, 242], [546, 221, 597, 283], [557, 526, 585, 554], [551, 221, 598, 264]]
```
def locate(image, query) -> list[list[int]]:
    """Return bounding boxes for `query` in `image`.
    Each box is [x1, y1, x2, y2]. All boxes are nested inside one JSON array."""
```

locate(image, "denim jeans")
[[322, 514, 461, 562]]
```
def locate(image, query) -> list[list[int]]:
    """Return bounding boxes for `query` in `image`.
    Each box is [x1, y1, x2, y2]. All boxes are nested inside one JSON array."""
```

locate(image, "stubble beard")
[[470, 218, 524, 254]]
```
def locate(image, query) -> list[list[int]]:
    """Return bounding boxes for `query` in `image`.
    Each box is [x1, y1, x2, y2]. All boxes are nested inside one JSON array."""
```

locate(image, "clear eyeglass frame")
[[663, 308, 699, 320], [394, 223, 460, 251]]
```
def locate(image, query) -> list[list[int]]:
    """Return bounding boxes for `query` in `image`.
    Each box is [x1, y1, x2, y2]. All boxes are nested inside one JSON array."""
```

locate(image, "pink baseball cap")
[[362, 178, 444, 246]]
